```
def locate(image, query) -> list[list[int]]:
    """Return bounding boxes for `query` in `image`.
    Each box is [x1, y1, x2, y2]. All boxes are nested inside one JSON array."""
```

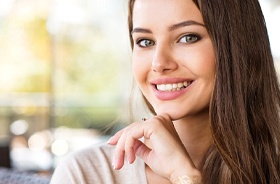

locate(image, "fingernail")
[[107, 137, 113, 144], [112, 158, 116, 169], [127, 159, 131, 165], [126, 156, 129, 164]]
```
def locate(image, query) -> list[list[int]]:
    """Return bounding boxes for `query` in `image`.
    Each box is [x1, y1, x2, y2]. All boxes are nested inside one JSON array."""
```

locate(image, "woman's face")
[[132, 0, 215, 120]]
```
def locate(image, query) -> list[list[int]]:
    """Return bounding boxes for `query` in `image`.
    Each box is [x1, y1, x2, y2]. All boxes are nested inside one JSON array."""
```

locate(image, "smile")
[[156, 81, 193, 92]]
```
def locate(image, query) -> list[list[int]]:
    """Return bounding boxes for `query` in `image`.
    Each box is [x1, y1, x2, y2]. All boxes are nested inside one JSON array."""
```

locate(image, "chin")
[[154, 109, 186, 121]]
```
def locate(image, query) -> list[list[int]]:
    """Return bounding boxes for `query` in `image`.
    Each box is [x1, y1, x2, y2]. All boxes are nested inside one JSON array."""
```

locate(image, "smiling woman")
[[131, 0, 215, 120], [50, 0, 280, 183]]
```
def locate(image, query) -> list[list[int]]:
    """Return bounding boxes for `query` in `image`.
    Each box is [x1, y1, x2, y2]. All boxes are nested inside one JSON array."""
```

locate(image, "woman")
[[50, 0, 280, 183]]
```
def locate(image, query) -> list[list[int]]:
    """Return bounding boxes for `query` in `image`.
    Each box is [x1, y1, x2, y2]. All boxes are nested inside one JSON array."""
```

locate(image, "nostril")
[[151, 58, 178, 73], [152, 64, 172, 73]]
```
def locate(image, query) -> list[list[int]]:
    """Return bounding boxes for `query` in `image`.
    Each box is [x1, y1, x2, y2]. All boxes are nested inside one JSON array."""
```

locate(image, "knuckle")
[[123, 122, 137, 134], [122, 127, 130, 134], [115, 143, 125, 152], [152, 116, 164, 125]]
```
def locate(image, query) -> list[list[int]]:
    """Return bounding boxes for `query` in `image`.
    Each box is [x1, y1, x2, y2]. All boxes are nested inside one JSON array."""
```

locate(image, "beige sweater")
[[50, 143, 147, 184]]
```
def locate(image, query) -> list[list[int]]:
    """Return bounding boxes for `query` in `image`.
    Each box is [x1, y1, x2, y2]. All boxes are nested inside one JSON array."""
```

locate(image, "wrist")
[[170, 169, 202, 184], [171, 174, 202, 184]]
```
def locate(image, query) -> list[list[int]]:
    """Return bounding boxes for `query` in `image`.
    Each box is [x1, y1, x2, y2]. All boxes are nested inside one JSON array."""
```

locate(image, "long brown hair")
[[128, 0, 280, 183]]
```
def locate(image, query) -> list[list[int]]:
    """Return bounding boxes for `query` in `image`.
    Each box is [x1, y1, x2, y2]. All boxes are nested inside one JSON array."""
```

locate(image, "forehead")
[[132, 0, 204, 28]]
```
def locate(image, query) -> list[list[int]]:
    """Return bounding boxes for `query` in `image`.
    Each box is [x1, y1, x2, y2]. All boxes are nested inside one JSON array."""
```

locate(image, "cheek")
[[200, 42, 216, 75], [182, 44, 215, 78], [132, 53, 151, 84], [199, 49, 216, 79]]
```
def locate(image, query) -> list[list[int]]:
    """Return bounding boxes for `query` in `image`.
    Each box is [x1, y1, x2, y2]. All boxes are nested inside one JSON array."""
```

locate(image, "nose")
[[152, 45, 178, 73]]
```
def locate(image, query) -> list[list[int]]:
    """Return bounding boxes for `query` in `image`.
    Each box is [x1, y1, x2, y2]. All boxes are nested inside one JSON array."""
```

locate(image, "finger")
[[114, 122, 144, 168], [158, 113, 172, 122], [125, 129, 143, 164], [133, 139, 151, 163], [126, 138, 151, 165], [126, 145, 135, 164], [113, 123, 139, 169], [113, 132, 127, 170], [124, 133, 136, 164], [107, 128, 125, 145], [124, 122, 152, 164], [112, 150, 125, 170]]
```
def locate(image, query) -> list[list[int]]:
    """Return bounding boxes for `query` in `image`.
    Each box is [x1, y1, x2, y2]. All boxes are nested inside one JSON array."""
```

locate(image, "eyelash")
[[136, 39, 155, 48], [177, 34, 201, 44], [135, 34, 201, 48]]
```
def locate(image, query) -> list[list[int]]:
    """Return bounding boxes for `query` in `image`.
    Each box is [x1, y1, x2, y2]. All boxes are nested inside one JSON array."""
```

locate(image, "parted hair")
[[128, 0, 280, 183]]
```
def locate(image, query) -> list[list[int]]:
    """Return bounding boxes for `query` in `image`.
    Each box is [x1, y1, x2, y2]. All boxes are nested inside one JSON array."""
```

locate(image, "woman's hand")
[[107, 114, 202, 182]]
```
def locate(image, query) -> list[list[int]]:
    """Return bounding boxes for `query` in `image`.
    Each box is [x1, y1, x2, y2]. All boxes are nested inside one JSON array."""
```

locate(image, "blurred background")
[[0, 0, 133, 176], [0, 0, 279, 177]]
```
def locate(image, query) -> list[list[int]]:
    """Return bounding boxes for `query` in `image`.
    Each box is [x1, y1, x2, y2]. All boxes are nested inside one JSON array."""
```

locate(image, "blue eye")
[[137, 39, 155, 48], [178, 34, 200, 43]]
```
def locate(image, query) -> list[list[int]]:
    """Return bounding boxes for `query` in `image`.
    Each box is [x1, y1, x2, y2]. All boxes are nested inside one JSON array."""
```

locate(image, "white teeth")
[[156, 81, 192, 92], [166, 84, 173, 91], [178, 83, 184, 88]]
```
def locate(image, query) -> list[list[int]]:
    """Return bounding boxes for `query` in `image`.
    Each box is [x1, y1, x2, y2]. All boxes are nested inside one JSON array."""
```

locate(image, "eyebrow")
[[131, 28, 152, 35], [169, 20, 205, 31], [131, 20, 205, 35]]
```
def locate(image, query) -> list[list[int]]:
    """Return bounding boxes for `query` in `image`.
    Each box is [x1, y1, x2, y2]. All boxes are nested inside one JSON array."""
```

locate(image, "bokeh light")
[[28, 133, 48, 151], [51, 139, 69, 156], [10, 120, 29, 135]]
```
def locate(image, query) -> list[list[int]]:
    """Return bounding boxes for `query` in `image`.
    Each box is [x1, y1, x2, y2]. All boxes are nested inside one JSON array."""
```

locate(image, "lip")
[[150, 77, 192, 85], [150, 78, 194, 101]]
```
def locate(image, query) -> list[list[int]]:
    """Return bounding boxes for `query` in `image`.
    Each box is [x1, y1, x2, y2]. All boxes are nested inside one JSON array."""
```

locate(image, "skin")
[[108, 0, 216, 183]]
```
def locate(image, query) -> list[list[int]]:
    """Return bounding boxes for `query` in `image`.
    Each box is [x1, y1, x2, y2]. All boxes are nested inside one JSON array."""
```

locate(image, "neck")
[[173, 111, 212, 169]]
